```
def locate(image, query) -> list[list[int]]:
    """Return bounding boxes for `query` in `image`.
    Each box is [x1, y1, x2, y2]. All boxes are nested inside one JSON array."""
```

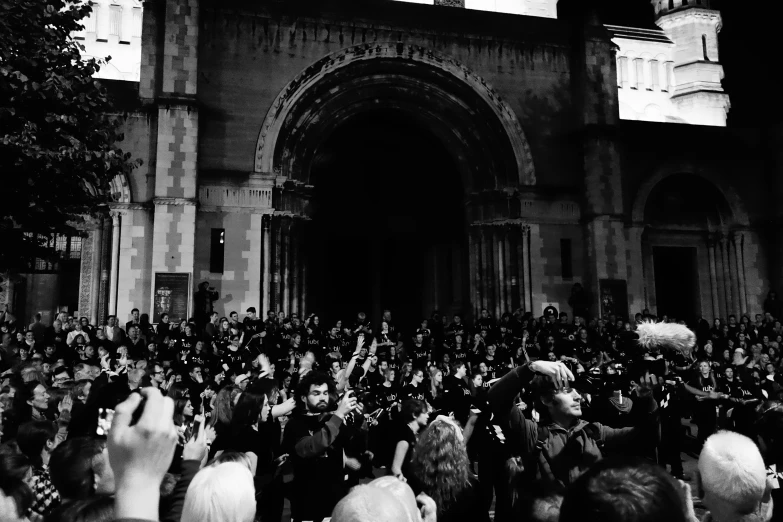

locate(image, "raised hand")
[[182, 419, 208, 464], [58, 394, 73, 415], [530, 361, 575, 389], [336, 391, 358, 419], [108, 388, 178, 520]]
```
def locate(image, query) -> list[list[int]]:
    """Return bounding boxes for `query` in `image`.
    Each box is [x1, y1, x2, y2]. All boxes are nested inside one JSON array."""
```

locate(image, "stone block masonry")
[[194, 212, 263, 319]]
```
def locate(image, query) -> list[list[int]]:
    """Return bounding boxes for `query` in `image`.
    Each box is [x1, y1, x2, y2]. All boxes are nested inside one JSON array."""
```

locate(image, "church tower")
[[652, 0, 730, 126]]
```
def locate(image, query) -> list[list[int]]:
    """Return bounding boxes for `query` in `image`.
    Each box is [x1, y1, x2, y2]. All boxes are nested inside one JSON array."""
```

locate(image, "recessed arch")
[[631, 161, 750, 227], [110, 174, 132, 203], [254, 43, 536, 190]]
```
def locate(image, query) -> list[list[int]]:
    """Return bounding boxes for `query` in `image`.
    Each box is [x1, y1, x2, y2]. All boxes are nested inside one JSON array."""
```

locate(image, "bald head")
[[331, 483, 411, 522], [698, 431, 768, 522]]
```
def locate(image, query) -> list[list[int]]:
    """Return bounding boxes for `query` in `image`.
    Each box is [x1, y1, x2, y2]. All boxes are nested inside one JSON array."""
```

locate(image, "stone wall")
[[194, 212, 263, 319], [197, 0, 579, 189], [116, 207, 153, 323]]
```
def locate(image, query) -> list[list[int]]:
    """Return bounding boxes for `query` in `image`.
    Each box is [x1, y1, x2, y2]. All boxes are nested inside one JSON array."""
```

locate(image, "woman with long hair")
[[410, 417, 489, 522], [387, 345, 402, 374], [426, 367, 444, 411], [224, 388, 272, 477], [684, 360, 726, 447], [173, 398, 195, 441], [397, 361, 413, 388]]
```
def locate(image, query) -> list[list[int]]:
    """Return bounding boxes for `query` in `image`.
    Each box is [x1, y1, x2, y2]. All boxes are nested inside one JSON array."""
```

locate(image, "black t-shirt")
[[409, 344, 430, 367], [378, 384, 400, 409], [401, 383, 426, 402], [443, 375, 472, 420], [451, 344, 469, 364], [480, 357, 501, 380], [392, 422, 417, 477]]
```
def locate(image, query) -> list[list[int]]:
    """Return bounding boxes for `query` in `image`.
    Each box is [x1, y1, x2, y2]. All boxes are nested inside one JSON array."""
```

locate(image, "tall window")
[[26, 233, 83, 272], [85, 4, 98, 32], [634, 58, 644, 90], [109, 5, 122, 37], [702, 35, 709, 60], [650, 59, 660, 89], [560, 239, 573, 279], [132, 7, 143, 37], [668, 0, 674, 8], [210, 229, 225, 274]]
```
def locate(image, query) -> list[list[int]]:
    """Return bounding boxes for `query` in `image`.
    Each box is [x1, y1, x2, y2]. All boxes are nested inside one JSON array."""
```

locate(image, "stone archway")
[[254, 44, 537, 323], [630, 166, 752, 321], [255, 43, 536, 188]]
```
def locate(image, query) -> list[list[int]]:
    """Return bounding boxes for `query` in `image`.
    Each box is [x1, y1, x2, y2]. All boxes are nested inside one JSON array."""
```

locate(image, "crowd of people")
[[0, 288, 781, 522]]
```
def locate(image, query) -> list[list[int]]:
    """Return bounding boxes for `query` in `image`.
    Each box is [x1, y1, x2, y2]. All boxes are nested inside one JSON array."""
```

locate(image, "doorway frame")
[[643, 229, 710, 319]]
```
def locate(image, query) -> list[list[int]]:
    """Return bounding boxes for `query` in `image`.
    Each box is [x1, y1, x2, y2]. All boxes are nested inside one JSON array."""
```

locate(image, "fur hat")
[[636, 320, 695, 352]]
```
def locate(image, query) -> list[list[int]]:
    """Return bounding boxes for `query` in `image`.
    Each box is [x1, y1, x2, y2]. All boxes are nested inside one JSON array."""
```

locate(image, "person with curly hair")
[[409, 417, 489, 522]]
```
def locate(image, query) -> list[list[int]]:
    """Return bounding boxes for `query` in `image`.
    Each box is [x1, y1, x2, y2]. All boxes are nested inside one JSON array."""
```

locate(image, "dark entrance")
[[653, 246, 700, 322], [305, 109, 467, 330]]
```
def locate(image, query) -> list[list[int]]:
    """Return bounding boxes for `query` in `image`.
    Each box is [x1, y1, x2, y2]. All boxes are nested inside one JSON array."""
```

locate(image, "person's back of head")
[[181, 462, 255, 522], [16, 420, 57, 466], [698, 431, 768, 522], [518, 481, 565, 522], [559, 457, 687, 522], [45, 494, 114, 522], [331, 479, 413, 522], [49, 437, 106, 501], [0, 449, 33, 519]]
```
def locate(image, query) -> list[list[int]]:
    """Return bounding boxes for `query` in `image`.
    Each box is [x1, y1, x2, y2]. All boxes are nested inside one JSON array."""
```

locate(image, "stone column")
[[480, 227, 490, 312], [300, 222, 308, 316], [720, 236, 734, 316], [468, 227, 480, 318], [89, 226, 103, 325], [521, 226, 532, 313], [625, 226, 646, 316], [77, 229, 95, 319], [733, 232, 748, 316], [108, 211, 122, 317], [707, 236, 720, 320], [97, 216, 112, 325], [503, 228, 514, 313], [261, 215, 271, 316], [273, 216, 282, 313], [281, 217, 291, 316], [496, 228, 505, 318], [291, 220, 300, 316]]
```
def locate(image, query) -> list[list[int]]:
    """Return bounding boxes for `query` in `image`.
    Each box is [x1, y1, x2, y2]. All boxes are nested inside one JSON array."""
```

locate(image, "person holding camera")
[[282, 371, 363, 522], [485, 359, 660, 522]]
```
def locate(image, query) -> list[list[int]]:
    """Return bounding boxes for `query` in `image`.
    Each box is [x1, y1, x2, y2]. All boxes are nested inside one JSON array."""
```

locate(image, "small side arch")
[[631, 160, 750, 227]]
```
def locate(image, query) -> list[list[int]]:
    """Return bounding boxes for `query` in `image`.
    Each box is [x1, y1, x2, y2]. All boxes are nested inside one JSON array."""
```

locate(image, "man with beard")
[[283, 371, 360, 522]]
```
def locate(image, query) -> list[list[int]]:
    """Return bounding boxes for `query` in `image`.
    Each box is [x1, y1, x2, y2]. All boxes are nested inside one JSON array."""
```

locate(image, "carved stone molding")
[[109, 202, 151, 211], [152, 197, 197, 206]]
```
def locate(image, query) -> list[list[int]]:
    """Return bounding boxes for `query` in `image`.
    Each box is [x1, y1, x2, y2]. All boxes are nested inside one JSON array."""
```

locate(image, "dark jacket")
[[282, 412, 348, 520], [487, 364, 659, 488]]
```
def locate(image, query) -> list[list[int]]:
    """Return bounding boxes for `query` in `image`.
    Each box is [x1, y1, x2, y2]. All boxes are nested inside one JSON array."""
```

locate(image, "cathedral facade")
[[11, 0, 780, 329]]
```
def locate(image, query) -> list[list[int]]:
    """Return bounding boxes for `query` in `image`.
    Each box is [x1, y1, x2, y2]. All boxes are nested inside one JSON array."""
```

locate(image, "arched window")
[[702, 35, 709, 60]]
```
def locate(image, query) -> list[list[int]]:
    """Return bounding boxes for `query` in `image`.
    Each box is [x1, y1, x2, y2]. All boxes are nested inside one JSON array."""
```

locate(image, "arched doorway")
[[641, 173, 743, 322], [305, 110, 466, 328], [256, 44, 536, 329]]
